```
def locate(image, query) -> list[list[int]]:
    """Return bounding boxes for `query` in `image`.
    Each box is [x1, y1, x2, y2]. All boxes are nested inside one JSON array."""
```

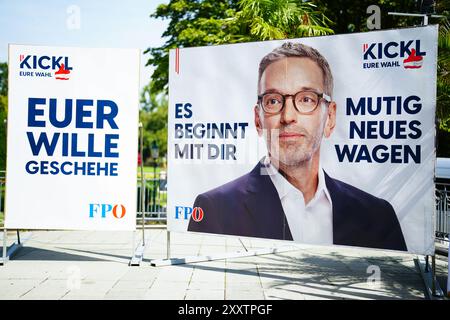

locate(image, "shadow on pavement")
[[6, 246, 107, 262], [170, 250, 426, 300]]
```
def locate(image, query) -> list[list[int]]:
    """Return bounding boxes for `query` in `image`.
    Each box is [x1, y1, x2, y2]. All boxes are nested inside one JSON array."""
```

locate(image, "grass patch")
[[0, 212, 3, 228], [137, 166, 166, 179]]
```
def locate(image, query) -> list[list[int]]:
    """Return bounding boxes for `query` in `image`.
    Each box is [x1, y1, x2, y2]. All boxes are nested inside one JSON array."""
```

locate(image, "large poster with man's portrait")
[[167, 25, 438, 255]]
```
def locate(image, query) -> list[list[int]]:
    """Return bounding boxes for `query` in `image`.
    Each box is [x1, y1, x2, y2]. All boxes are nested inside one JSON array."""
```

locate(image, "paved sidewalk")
[[0, 228, 447, 300]]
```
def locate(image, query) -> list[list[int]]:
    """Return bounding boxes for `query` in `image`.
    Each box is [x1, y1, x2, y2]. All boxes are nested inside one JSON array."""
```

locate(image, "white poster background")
[[168, 26, 438, 254], [5, 45, 139, 231]]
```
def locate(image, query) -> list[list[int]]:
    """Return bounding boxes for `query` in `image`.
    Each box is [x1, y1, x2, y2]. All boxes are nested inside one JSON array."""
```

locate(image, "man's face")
[[255, 57, 336, 167]]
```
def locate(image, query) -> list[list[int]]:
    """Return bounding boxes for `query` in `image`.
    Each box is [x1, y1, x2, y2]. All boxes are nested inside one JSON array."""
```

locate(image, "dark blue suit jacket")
[[188, 161, 407, 251]]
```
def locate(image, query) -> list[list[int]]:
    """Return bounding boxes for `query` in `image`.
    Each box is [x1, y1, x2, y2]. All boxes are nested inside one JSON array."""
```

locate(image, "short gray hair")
[[258, 42, 334, 98]]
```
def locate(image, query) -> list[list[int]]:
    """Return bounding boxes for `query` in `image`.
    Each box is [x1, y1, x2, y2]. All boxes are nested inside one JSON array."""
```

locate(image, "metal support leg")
[[166, 230, 170, 260], [414, 255, 444, 299], [151, 244, 302, 267], [16, 230, 20, 245], [140, 123, 145, 247], [2, 228, 6, 265], [1, 229, 31, 266], [129, 233, 147, 266], [431, 255, 437, 296], [129, 123, 147, 267]]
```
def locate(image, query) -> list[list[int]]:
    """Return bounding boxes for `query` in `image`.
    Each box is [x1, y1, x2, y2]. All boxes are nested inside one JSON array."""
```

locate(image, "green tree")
[[146, 0, 334, 93], [0, 62, 7, 170], [0, 63, 7, 96], [437, 15, 450, 129], [437, 20, 450, 127], [436, 17, 450, 156], [315, 0, 422, 33], [432, 0, 450, 156], [140, 83, 168, 165], [146, 0, 239, 94], [235, 0, 333, 40]]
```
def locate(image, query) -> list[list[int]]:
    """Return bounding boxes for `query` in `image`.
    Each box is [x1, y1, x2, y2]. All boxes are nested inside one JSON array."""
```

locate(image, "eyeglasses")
[[257, 91, 331, 115]]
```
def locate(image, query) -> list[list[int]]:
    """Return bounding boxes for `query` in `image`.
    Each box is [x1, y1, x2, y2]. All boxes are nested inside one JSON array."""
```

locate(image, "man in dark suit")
[[188, 42, 407, 251]]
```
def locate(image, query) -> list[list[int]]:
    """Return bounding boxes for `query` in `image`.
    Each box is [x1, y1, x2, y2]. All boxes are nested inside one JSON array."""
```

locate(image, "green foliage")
[[140, 83, 168, 165], [146, 0, 240, 93], [437, 19, 450, 132], [236, 0, 333, 40], [0, 62, 7, 170], [0, 95, 6, 169], [315, 0, 421, 34], [0, 63, 7, 96], [146, 0, 334, 93], [433, 1, 450, 156]]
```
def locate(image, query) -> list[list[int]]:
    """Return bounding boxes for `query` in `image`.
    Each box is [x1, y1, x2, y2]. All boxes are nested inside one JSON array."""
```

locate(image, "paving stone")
[[143, 289, 187, 300], [156, 266, 194, 282], [0, 230, 444, 300], [188, 281, 225, 291], [119, 268, 159, 281], [227, 278, 263, 287], [61, 292, 106, 300], [150, 280, 190, 291], [226, 272, 260, 284], [19, 280, 71, 300], [112, 279, 154, 290], [264, 287, 306, 300], [191, 267, 225, 283], [0, 285, 40, 299], [104, 288, 148, 299]]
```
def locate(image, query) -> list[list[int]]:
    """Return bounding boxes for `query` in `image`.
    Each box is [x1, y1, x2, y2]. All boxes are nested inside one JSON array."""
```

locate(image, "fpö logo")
[[362, 40, 426, 70], [89, 204, 126, 219], [174, 206, 204, 222], [19, 54, 72, 80]]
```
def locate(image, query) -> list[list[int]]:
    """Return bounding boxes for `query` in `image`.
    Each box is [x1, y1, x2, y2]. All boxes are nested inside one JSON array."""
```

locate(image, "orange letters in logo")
[[112, 204, 126, 219], [192, 207, 204, 222]]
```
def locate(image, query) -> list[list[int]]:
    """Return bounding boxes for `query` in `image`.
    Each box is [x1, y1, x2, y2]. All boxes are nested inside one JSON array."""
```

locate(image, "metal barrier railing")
[[436, 183, 450, 242], [136, 171, 167, 223], [0, 171, 4, 227]]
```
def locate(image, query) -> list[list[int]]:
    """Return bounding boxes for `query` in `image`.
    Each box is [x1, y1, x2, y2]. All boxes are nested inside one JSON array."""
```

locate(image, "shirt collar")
[[265, 157, 332, 205]]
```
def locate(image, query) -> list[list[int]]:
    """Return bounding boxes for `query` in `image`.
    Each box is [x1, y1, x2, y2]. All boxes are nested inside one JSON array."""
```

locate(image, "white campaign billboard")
[[167, 26, 438, 255], [5, 45, 139, 231]]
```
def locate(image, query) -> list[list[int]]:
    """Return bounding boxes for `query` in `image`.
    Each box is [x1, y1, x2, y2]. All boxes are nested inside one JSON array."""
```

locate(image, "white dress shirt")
[[266, 161, 333, 245]]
